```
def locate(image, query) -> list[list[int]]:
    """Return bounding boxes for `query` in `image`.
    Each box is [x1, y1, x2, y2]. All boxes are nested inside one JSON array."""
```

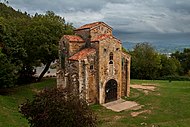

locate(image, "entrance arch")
[[105, 79, 117, 103]]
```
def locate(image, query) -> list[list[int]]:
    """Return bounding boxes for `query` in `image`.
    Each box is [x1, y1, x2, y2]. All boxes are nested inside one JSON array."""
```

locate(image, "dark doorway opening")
[[105, 79, 117, 103]]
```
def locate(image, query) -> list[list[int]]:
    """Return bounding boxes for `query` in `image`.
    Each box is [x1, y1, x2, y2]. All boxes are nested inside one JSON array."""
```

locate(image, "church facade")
[[57, 22, 130, 104]]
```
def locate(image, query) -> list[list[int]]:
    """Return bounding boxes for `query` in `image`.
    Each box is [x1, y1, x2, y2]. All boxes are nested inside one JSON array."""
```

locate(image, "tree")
[[19, 88, 97, 127], [0, 48, 18, 88], [22, 11, 74, 81], [0, 3, 74, 85], [130, 43, 161, 79], [0, 15, 28, 85], [159, 54, 180, 77], [171, 48, 190, 75]]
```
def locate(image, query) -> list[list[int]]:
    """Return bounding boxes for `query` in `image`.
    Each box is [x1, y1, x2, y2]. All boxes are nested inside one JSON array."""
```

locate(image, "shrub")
[[19, 88, 97, 127], [0, 49, 18, 88]]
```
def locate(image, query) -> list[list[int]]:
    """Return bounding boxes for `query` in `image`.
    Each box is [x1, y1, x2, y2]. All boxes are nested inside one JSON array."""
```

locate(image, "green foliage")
[[19, 88, 97, 127], [0, 3, 29, 19], [159, 54, 179, 77], [130, 43, 161, 79], [130, 43, 184, 80], [0, 78, 56, 127], [0, 49, 18, 88], [172, 48, 190, 75], [122, 46, 128, 54], [0, 3, 74, 84]]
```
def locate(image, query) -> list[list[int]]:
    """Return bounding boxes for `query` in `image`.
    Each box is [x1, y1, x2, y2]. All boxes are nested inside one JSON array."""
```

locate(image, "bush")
[[0, 49, 18, 88], [19, 88, 97, 127]]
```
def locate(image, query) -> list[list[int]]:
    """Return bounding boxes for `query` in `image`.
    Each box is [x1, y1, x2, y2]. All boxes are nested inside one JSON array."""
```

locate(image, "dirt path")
[[131, 84, 157, 95]]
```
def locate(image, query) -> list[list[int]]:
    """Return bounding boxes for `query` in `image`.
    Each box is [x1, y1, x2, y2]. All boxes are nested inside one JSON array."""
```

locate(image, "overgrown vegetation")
[[0, 3, 74, 88], [20, 88, 97, 127], [0, 78, 56, 127], [130, 43, 190, 80]]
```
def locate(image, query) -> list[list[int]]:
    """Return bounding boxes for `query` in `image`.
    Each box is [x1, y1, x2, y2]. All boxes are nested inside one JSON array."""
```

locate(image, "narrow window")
[[109, 52, 113, 60], [90, 65, 94, 70]]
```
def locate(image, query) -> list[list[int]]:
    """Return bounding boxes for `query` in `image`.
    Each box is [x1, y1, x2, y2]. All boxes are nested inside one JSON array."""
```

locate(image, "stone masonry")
[[57, 22, 131, 104]]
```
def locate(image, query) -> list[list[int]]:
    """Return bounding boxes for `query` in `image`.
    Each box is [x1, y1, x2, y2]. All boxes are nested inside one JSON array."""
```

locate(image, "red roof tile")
[[76, 22, 103, 30], [64, 35, 84, 42], [75, 21, 112, 30], [69, 48, 96, 61]]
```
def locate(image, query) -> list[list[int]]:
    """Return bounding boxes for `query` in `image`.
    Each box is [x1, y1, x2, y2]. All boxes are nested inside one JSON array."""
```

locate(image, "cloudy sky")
[[6, 0, 190, 49]]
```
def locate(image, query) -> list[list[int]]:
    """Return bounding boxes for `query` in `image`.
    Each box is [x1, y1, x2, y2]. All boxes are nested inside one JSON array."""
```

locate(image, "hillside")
[[123, 41, 190, 53], [0, 3, 29, 19]]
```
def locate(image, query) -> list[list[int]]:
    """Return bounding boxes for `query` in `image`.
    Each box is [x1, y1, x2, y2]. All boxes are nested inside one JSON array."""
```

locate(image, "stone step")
[[102, 99, 125, 107], [102, 99, 140, 112]]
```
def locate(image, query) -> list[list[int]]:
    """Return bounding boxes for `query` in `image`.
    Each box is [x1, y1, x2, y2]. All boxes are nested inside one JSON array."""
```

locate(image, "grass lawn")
[[0, 78, 56, 127], [0, 79, 190, 127], [94, 80, 190, 127]]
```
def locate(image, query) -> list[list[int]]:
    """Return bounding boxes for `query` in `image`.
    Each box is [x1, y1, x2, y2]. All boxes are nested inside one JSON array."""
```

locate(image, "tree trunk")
[[37, 61, 51, 82]]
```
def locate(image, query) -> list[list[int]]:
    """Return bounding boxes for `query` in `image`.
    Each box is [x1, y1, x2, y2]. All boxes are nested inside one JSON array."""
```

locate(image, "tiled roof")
[[69, 48, 96, 61], [64, 35, 84, 42], [75, 21, 112, 30], [76, 22, 103, 30]]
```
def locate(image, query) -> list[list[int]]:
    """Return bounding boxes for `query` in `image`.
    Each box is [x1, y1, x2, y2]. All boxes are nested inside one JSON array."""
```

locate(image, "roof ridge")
[[75, 21, 112, 30]]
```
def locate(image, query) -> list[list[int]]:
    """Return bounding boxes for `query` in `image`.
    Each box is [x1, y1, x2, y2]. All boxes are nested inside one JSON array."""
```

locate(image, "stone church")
[[57, 22, 131, 104]]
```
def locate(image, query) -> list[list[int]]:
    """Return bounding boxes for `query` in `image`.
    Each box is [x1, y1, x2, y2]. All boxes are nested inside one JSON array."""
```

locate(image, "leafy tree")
[[0, 48, 18, 88], [1, 3, 74, 84], [19, 88, 97, 127], [0, 14, 30, 84], [159, 54, 180, 77], [130, 43, 161, 79], [171, 48, 190, 75], [22, 11, 74, 81], [0, 14, 29, 85]]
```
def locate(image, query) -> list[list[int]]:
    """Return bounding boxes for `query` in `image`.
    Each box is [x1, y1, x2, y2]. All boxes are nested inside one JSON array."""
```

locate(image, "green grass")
[[93, 80, 190, 127], [0, 79, 190, 127], [0, 78, 56, 127]]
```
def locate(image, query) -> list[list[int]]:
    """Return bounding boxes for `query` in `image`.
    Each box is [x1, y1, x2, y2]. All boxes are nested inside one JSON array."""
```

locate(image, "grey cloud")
[[8, 0, 106, 13], [7, 0, 190, 34]]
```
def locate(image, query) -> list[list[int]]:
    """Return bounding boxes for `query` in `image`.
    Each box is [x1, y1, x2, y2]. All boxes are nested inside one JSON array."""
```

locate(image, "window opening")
[[109, 52, 113, 60]]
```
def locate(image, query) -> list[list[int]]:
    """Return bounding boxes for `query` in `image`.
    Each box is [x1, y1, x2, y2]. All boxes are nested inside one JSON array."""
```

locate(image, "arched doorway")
[[105, 79, 117, 103]]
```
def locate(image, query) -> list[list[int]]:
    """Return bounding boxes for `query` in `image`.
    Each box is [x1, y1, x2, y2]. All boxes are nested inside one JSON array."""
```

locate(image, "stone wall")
[[68, 60, 80, 94], [98, 37, 122, 104], [57, 22, 131, 104], [69, 42, 85, 56], [121, 52, 131, 97], [90, 24, 112, 40]]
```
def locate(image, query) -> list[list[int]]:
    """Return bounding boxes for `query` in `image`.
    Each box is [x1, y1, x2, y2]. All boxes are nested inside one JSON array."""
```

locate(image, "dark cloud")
[[5, 0, 190, 44]]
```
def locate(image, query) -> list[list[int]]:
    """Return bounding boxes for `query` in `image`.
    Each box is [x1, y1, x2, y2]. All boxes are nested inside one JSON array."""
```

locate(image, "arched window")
[[109, 52, 114, 75]]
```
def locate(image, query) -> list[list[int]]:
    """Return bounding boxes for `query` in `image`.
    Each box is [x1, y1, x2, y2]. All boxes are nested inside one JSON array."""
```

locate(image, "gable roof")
[[64, 35, 84, 42], [75, 21, 112, 30], [69, 48, 96, 61]]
